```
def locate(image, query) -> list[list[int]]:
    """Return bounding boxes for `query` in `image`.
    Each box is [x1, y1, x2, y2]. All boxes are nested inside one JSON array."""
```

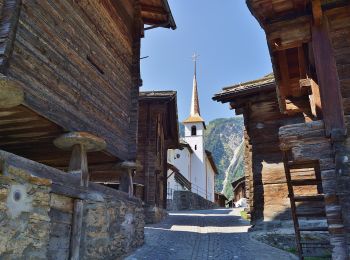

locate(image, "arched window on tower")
[[191, 125, 197, 136]]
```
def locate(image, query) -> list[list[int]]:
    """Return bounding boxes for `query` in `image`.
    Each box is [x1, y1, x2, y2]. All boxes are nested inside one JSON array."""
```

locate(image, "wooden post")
[[68, 144, 89, 187], [119, 161, 141, 198], [311, 16, 349, 259], [70, 199, 84, 260], [312, 20, 346, 137], [54, 132, 106, 260]]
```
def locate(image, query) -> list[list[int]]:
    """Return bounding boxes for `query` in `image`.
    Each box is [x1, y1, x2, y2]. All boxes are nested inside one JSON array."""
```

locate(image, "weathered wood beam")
[[0, 149, 141, 203], [311, 20, 346, 138], [141, 4, 166, 15], [70, 199, 83, 260], [312, 0, 323, 26]]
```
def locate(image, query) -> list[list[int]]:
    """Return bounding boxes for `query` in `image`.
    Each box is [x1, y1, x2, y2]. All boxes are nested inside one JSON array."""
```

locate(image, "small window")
[[195, 145, 197, 150], [191, 125, 197, 136]]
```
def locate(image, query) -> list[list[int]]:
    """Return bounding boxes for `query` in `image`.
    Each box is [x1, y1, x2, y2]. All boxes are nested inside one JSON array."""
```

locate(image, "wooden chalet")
[[136, 91, 179, 223], [0, 0, 176, 259], [214, 192, 227, 207], [214, 74, 310, 224], [216, 0, 350, 258], [232, 176, 246, 203]]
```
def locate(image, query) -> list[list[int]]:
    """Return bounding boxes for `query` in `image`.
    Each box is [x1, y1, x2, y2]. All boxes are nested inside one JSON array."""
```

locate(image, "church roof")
[[205, 150, 219, 175], [183, 114, 205, 124]]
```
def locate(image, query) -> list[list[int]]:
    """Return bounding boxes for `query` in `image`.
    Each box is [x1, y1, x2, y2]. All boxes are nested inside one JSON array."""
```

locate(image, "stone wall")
[[168, 191, 218, 211], [0, 152, 145, 260]]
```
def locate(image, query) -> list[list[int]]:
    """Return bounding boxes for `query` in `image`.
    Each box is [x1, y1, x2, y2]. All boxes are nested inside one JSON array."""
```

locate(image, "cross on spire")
[[192, 53, 199, 76]]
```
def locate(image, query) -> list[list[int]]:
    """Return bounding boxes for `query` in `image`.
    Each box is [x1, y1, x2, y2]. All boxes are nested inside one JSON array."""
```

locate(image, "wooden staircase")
[[282, 152, 331, 259]]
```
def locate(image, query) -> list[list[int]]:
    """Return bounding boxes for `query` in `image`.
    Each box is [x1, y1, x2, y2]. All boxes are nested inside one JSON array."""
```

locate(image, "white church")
[[167, 59, 218, 202]]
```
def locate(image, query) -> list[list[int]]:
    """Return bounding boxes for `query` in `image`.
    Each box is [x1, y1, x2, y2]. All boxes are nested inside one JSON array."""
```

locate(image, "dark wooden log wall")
[[4, 0, 141, 161], [325, 5, 350, 250], [136, 102, 167, 208], [242, 91, 314, 224]]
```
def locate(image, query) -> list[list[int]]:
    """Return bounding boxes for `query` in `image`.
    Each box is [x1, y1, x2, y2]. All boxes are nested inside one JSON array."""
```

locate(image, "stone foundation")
[[168, 190, 218, 211], [0, 151, 145, 260], [144, 205, 168, 224]]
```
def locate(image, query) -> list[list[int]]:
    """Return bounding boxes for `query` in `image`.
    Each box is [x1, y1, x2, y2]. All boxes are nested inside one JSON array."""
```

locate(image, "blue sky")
[[140, 0, 272, 122]]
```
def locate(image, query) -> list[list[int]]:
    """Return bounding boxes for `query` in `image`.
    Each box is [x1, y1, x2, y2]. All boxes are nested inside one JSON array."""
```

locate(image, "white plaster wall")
[[206, 158, 216, 202], [184, 122, 206, 199], [168, 122, 216, 202]]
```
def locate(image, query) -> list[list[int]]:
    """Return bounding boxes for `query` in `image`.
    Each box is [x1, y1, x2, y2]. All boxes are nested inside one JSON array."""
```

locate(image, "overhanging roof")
[[141, 0, 176, 30], [213, 73, 276, 104]]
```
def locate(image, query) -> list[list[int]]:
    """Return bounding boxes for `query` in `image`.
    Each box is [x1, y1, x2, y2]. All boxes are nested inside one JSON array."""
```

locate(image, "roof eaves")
[[162, 0, 176, 29]]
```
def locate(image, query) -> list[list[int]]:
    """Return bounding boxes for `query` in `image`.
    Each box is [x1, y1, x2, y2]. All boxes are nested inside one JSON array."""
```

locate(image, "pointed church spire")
[[190, 53, 200, 116], [183, 53, 205, 126]]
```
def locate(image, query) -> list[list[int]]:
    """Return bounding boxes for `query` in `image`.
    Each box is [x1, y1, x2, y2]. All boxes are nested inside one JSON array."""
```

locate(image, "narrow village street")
[[126, 209, 297, 260]]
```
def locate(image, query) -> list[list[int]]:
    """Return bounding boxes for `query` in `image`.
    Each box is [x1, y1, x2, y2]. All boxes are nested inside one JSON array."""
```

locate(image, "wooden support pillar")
[[311, 11, 349, 258], [312, 20, 346, 138], [119, 161, 141, 198], [54, 132, 106, 260]]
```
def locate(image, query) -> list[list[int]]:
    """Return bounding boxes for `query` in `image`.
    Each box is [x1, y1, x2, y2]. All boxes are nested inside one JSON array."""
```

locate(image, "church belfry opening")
[[191, 125, 197, 136]]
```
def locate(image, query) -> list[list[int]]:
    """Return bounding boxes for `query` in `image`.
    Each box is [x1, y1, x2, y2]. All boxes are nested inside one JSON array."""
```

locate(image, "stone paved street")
[[125, 208, 297, 260]]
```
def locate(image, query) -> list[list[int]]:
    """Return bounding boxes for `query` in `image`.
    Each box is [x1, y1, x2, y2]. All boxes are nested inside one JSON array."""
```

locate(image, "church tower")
[[183, 54, 206, 195]]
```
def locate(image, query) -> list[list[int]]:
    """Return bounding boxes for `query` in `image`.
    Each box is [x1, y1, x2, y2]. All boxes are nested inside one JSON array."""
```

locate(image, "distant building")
[[167, 59, 218, 202], [232, 176, 246, 203], [136, 91, 179, 223], [215, 192, 227, 207]]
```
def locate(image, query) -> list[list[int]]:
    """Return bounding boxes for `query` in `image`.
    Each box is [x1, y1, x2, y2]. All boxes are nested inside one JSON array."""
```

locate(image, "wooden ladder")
[[282, 152, 330, 259]]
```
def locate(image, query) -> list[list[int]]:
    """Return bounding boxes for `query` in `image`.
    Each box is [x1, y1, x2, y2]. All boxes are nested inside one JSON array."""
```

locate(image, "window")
[[191, 125, 197, 136], [195, 145, 197, 150]]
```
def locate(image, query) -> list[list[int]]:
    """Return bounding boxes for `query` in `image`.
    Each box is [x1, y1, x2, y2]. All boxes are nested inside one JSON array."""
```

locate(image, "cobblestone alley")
[[126, 209, 297, 260]]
